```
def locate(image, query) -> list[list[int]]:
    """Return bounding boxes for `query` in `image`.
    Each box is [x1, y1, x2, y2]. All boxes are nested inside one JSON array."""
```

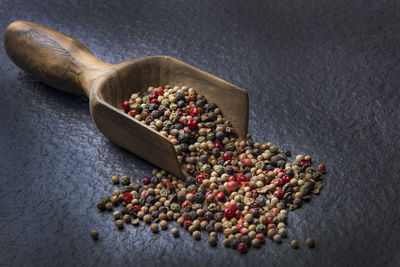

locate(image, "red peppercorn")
[[123, 192, 133, 203], [157, 87, 164, 96], [222, 152, 231, 161], [270, 178, 282, 186], [275, 168, 285, 175], [267, 223, 276, 230], [234, 210, 242, 219], [213, 142, 222, 149], [282, 174, 291, 184], [242, 157, 252, 166], [318, 163, 326, 174], [198, 217, 205, 222], [228, 176, 236, 182], [216, 191, 225, 201], [236, 222, 244, 229], [140, 190, 149, 199], [299, 158, 310, 167], [227, 201, 237, 211], [223, 208, 234, 218], [129, 110, 138, 116], [196, 173, 205, 184], [187, 119, 198, 130], [188, 189, 196, 195], [182, 200, 192, 209], [142, 177, 151, 185], [236, 173, 248, 184], [179, 116, 188, 125], [256, 233, 265, 243], [206, 193, 215, 203], [240, 228, 249, 235], [267, 217, 274, 224], [131, 205, 141, 213], [189, 106, 199, 117], [122, 101, 130, 112], [274, 189, 283, 199], [182, 126, 190, 133], [237, 242, 247, 253], [149, 91, 157, 100], [150, 99, 159, 104], [183, 220, 192, 229], [226, 181, 238, 192]]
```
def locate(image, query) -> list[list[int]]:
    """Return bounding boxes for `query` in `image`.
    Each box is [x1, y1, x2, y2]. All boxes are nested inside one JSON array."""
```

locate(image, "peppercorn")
[[123, 214, 131, 223], [237, 242, 247, 253], [131, 218, 140, 226], [291, 239, 299, 248], [111, 175, 119, 184], [90, 229, 99, 240], [120, 176, 130, 186], [192, 230, 201, 240], [306, 237, 315, 248], [115, 220, 124, 229], [150, 223, 159, 233], [252, 238, 261, 248], [208, 236, 218, 247], [230, 238, 240, 249], [171, 227, 179, 237], [273, 234, 282, 243], [223, 238, 230, 247], [143, 214, 152, 224]]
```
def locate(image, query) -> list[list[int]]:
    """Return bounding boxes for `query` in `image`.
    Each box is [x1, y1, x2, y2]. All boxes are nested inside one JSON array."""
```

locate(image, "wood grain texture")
[[4, 21, 249, 179]]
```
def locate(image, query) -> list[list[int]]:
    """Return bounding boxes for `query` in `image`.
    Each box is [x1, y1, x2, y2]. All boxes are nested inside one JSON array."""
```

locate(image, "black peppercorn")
[[204, 211, 214, 221], [214, 212, 224, 222], [230, 238, 240, 249]]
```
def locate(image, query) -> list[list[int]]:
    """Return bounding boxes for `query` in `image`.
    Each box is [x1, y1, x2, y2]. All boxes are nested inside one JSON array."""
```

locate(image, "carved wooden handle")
[[4, 21, 112, 97]]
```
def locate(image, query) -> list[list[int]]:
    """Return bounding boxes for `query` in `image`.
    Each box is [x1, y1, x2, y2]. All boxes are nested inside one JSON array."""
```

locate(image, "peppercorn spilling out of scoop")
[[96, 85, 326, 253]]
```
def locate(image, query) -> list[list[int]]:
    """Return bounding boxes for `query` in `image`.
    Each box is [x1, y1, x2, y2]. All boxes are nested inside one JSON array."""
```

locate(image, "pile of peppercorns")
[[95, 85, 326, 253]]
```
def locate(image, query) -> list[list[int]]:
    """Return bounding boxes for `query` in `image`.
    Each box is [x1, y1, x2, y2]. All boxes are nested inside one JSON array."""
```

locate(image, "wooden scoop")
[[4, 21, 249, 179]]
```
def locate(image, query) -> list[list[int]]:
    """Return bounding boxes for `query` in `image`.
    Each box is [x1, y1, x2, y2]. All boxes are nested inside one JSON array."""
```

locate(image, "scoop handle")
[[4, 21, 112, 97]]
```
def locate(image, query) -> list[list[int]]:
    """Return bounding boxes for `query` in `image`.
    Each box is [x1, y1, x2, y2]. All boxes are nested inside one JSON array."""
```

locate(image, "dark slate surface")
[[1, 0, 399, 266]]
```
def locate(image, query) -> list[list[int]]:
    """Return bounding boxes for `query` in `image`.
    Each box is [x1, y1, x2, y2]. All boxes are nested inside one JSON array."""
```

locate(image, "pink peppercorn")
[[274, 189, 283, 199], [275, 168, 285, 175], [223, 208, 234, 218], [189, 107, 199, 117], [222, 152, 231, 161], [123, 192, 133, 203]]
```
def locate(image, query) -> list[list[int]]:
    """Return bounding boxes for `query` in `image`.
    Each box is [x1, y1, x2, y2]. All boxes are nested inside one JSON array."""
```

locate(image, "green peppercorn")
[[105, 202, 113, 211], [171, 228, 179, 237], [90, 229, 99, 240], [120, 176, 130, 186], [111, 175, 119, 184]]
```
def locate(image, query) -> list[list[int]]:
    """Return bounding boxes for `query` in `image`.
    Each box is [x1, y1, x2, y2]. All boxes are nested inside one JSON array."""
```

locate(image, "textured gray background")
[[1, 0, 399, 266]]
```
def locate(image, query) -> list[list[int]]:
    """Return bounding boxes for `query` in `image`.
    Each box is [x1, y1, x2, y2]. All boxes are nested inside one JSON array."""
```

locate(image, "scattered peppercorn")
[[192, 230, 201, 240], [306, 237, 315, 248], [90, 229, 99, 240], [160, 220, 168, 230], [150, 223, 159, 233], [171, 228, 179, 237], [98, 85, 327, 253], [208, 236, 217, 247], [291, 239, 299, 248], [111, 175, 119, 184]]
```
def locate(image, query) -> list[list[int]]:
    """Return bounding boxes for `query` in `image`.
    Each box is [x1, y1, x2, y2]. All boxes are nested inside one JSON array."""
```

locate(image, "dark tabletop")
[[1, 0, 399, 266]]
